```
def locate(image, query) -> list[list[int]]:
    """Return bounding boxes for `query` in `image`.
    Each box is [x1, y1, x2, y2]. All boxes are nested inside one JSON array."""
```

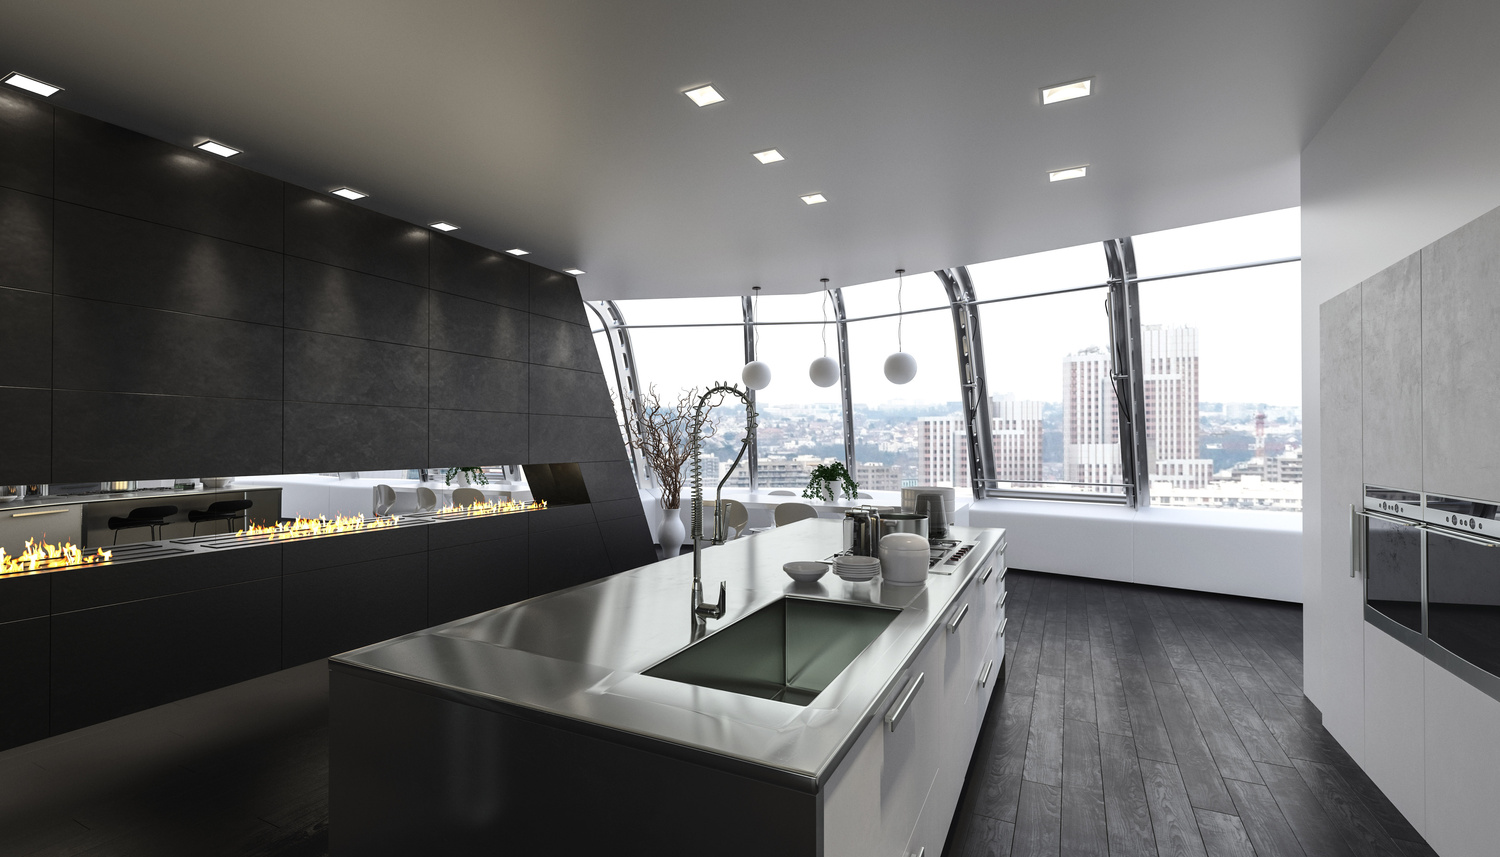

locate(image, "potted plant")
[[803, 461, 858, 502], [620, 386, 723, 550], [444, 467, 489, 486]]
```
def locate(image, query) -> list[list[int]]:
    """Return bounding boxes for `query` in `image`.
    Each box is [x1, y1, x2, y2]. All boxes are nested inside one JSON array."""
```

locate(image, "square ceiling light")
[[1048, 166, 1088, 182], [1041, 78, 1092, 105], [507, 248, 530, 256], [565, 268, 586, 276], [429, 221, 459, 232], [330, 187, 368, 200], [801, 193, 828, 205], [753, 148, 784, 164], [195, 140, 241, 158], [683, 84, 724, 107], [3, 71, 62, 97]]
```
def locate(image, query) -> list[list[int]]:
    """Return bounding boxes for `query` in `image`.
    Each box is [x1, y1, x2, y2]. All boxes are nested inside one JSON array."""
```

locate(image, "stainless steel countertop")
[[333, 519, 1004, 786]]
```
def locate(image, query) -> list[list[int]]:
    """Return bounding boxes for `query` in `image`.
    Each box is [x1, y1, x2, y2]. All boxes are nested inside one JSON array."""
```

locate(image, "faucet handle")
[[695, 580, 726, 619]]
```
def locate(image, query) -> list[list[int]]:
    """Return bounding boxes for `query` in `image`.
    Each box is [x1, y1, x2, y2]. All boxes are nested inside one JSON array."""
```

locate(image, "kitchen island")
[[330, 518, 1007, 856]]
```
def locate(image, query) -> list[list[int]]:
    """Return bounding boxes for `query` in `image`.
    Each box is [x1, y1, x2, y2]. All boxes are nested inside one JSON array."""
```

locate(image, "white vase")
[[659, 504, 687, 555], [825, 481, 840, 502]]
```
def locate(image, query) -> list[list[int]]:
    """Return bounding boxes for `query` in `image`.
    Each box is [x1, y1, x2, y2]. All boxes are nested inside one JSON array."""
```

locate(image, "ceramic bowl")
[[783, 561, 830, 582]]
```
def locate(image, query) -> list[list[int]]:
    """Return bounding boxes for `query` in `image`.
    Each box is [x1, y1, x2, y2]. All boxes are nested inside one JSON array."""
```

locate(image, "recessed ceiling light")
[[753, 149, 784, 164], [194, 140, 241, 158], [683, 84, 724, 107], [565, 268, 586, 276], [429, 221, 459, 232], [3, 72, 62, 97], [507, 248, 530, 256], [330, 187, 368, 200], [801, 193, 828, 205], [1048, 166, 1088, 182], [1041, 78, 1093, 105]]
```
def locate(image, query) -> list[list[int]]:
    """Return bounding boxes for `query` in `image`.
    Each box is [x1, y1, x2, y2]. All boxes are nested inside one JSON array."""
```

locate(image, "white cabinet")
[[0, 504, 84, 555], [1363, 623, 1425, 833]]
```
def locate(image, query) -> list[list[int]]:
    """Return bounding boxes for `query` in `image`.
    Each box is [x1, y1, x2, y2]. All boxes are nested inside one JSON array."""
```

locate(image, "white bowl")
[[783, 561, 829, 582]]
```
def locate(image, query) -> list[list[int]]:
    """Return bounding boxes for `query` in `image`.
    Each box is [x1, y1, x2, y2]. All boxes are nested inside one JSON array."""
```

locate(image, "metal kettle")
[[843, 506, 883, 557]]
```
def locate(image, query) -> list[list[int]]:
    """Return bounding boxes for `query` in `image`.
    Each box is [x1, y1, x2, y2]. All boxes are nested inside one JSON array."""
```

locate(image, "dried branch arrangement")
[[621, 385, 722, 510]]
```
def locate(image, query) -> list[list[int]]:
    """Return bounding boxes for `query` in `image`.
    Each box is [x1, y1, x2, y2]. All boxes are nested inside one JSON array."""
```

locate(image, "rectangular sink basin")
[[644, 597, 899, 706]]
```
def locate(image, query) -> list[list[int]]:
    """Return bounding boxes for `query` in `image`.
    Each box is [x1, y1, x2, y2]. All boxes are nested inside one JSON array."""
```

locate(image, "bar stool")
[[188, 499, 254, 534], [107, 505, 179, 544]]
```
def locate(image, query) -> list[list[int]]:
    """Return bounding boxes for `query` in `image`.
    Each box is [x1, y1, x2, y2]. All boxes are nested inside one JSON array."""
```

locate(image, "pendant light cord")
[[752, 286, 760, 350], [895, 268, 905, 351], [820, 280, 831, 357]]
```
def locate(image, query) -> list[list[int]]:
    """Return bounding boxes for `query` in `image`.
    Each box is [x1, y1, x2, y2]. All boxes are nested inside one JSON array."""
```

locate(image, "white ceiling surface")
[[0, 0, 1417, 300]]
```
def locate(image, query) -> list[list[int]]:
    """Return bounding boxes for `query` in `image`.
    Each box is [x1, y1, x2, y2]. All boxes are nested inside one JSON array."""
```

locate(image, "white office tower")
[[990, 396, 1044, 484], [1062, 346, 1124, 490], [917, 415, 970, 487], [1140, 325, 1213, 489]]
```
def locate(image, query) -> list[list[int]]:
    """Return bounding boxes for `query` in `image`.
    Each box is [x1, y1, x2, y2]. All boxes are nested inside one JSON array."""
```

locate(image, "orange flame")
[[1, 538, 112, 575], [431, 498, 548, 517], [236, 513, 401, 540]]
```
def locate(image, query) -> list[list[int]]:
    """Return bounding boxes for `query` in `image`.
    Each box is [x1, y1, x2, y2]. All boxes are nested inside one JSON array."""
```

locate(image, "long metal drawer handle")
[[11, 509, 68, 518], [948, 603, 970, 634], [979, 659, 994, 688], [886, 671, 925, 732], [1430, 528, 1500, 548], [996, 590, 1008, 610], [997, 617, 1008, 638], [980, 563, 995, 584]]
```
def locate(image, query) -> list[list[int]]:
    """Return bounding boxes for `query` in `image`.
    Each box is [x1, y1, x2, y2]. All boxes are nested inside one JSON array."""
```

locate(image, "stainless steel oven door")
[[1359, 508, 1424, 646], [1425, 525, 1500, 701]]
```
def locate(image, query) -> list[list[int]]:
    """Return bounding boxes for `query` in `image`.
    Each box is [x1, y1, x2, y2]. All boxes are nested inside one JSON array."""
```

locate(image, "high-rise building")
[[918, 398, 1045, 489], [1062, 346, 1123, 488]]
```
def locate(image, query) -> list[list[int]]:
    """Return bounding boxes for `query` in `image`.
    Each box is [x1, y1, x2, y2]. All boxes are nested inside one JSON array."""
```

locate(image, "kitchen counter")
[[333, 518, 1004, 787]]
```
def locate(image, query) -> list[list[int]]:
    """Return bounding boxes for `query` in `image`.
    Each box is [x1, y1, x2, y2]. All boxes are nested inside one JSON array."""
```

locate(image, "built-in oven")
[[1422, 493, 1500, 701], [1356, 486, 1425, 647]]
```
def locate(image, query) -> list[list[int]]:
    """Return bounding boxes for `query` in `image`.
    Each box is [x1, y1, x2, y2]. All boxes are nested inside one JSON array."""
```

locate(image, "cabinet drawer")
[[0, 504, 84, 555]]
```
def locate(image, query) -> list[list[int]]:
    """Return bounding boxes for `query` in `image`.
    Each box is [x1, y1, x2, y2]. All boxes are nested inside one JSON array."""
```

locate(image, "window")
[[967, 241, 1107, 300], [748, 291, 844, 491], [1132, 208, 1299, 279]]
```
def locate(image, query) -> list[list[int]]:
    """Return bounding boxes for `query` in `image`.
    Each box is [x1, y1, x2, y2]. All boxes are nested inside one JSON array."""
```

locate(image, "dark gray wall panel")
[[431, 235, 528, 310], [282, 525, 427, 575], [529, 314, 600, 373], [591, 497, 644, 523], [526, 521, 610, 596], [597, 515, 656, 574], [0, 617, 49, 750], [427, 534, 529, 626], [0, 386, 50, 484], [528, 503, 596, 534], [284, 401, 427, 474], [0, 574, 50, 624], [53, 296, 283, 400], [0, 287, 51, 388], [54, 112, 282, 251], [579, 460, 640, 503], [530, 414, 627, 464], [0, 90, 53, 195], [426, 512, 528, 550], [284, 186, 428, 286], [51, 391, 282, 482], [284, 257, 428, 347], [284, 330, 428, 408], [0, 186, 52, 293], [52, 547, 281, 613], [49, 577, 282, 734], [430, 351, 527, 413], [283, 555, 428, 665], [430, 291, 528, 361], [428, 409, 528, 468], [53, 203, 282, 325], [529, 364, 614, 418], [528, 267, 587, 325]]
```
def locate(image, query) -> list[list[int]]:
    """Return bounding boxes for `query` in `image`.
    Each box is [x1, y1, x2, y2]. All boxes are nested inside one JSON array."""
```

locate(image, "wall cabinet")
[[0, 503, 82, 555]]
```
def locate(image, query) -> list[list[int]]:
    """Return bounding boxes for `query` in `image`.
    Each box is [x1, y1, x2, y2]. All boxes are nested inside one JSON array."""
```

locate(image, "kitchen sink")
[[643, 597, 899, 706]]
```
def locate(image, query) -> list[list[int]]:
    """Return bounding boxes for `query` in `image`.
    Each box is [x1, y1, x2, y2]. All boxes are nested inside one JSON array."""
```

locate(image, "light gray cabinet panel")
[[1423, 206, 1500, 500], [1318, 285, 1366, 760], [1362, 253, 1422, 490]]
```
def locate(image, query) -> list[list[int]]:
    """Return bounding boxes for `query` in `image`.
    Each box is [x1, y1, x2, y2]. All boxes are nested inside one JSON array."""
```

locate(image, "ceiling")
[[0, 0, 1418, 300]]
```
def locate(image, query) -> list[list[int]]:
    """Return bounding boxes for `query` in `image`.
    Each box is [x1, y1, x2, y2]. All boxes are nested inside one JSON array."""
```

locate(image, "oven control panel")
[[1425, 492, 1499, 532], [1364, 485, 1423, 520]]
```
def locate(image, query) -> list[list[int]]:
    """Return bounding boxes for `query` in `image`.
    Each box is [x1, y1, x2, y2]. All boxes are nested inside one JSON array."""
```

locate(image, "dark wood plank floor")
[[0, 569, 1442, 857], [946, 570, 1440, 857]]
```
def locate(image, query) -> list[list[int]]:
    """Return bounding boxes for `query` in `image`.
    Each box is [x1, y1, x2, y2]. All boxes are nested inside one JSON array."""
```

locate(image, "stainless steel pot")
[[843, 507, 883, 556], [879, 512, 929, 540]]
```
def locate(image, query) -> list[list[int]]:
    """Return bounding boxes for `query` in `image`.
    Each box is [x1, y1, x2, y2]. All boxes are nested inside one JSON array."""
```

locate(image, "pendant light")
[[883, 268, 918, 384], [809, 279, 840, 387], [740, 286, 772, 390]]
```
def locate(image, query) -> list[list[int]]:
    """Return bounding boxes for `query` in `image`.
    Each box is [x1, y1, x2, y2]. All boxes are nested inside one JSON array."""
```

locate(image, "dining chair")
[[773, 502, 819, 527], [768, 489, 797, 496], [373, 484, 397, 516], [452, 487, 486, 508], [415, 486, 438, 512]]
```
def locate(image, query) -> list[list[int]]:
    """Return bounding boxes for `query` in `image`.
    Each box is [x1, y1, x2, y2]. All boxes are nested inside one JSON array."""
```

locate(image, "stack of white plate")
[[833, 554, 881, 581]]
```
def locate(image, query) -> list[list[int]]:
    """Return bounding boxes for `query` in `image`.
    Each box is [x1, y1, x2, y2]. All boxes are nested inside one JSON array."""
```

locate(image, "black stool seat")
[[189, 499, 254, 534], [107, 505, 179, 544]]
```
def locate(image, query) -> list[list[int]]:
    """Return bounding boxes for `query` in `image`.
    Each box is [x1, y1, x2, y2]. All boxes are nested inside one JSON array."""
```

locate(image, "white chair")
[[415, 486, 438, 512], [372, 484, 397, 517], [774, 502, 819, 527], [709, 498, 750, 539], [768, 489, 797, 496], [855, 492, 872, 499], [452, 487, 486, 507]]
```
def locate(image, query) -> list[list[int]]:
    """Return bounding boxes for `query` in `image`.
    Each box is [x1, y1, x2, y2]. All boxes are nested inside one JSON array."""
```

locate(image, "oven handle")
[[1350, 504, 1361, 578], [1427, 527, 1500, 548], [1357, 508, 1423, 528]]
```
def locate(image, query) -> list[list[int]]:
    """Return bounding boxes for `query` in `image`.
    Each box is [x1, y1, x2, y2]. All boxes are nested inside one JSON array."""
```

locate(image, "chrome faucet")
[[686, 383, 758, 631]]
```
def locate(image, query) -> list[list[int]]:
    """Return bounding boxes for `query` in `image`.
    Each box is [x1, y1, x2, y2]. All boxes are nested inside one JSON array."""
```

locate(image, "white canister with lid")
[[879, 532, 930, 586]]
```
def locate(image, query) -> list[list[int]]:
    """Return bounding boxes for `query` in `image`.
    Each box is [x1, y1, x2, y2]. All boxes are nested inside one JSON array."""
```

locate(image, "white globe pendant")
[[741, 360, 772, 391], [809, 356, 840, 387], [884, 351, 918, 384]]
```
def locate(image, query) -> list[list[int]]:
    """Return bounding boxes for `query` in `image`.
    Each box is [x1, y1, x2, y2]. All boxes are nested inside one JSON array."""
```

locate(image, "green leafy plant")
[[803, 461, 858, 501], [444, 466, 489, 486]]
